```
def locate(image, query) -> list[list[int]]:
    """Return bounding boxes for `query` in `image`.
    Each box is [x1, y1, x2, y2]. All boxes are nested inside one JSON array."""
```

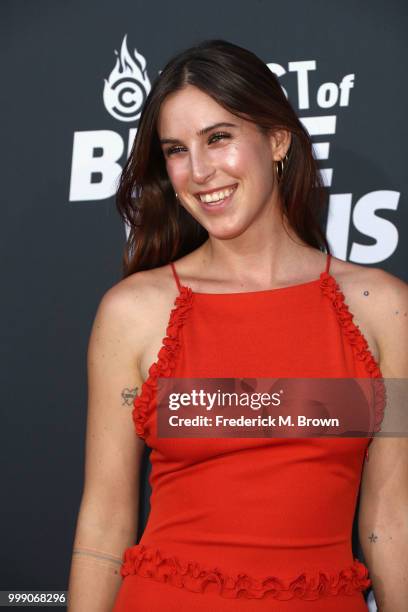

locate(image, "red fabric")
[[113, 253, 385, 610]]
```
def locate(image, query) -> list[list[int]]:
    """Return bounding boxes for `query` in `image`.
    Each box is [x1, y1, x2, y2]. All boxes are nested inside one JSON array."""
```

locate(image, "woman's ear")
[[269, 129, 292, 160]]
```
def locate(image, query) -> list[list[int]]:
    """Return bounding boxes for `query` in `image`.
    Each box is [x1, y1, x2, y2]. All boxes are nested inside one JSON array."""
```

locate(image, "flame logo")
[[103, 34, 151, 122]]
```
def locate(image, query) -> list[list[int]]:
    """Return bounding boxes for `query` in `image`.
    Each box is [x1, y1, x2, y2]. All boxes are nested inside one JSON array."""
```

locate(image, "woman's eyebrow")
[[159, 122, 238, 145]]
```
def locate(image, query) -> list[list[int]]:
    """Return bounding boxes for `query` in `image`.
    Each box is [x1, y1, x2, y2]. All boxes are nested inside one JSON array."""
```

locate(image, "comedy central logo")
[[103, 34, 151, 122]]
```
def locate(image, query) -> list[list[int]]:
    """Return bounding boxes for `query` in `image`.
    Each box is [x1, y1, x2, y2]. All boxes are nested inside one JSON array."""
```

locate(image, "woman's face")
[[157, 85, 290, 240]]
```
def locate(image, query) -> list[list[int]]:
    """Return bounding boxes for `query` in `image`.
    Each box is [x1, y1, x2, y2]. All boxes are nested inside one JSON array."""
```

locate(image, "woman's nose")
[[190, 149, 215, 184]]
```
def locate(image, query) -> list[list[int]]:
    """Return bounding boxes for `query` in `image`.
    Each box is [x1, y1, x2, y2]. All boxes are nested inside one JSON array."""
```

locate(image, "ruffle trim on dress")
[[120, 544, 371, 601], [132, 286, 193, 440], [319, 272, 386, 454]]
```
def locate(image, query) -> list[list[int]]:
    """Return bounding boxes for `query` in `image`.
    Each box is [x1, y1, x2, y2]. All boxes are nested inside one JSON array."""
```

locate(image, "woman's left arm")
[[358, 270, 408, 612]]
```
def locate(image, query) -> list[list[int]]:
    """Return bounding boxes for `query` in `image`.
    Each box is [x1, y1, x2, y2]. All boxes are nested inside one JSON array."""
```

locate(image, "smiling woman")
[[68, 38, 408, 612], [157, 89, 291, 229], [115, 38, 329, 273]]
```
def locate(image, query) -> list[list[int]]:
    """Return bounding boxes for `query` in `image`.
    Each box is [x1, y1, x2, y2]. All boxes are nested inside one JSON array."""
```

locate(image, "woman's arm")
[[67, 284, 147, 611], [358, 270, 408, 612]]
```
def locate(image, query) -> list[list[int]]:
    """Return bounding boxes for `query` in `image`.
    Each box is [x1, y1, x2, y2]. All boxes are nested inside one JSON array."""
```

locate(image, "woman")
[[68, 40, 408, 611]]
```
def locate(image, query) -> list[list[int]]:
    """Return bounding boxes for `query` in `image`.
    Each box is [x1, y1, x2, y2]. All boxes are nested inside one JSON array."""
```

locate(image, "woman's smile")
[[195, 183, 238, 213]]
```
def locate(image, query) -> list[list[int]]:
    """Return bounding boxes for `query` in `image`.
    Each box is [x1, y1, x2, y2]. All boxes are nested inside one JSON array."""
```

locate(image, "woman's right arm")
[[67, 283, 147, 611]]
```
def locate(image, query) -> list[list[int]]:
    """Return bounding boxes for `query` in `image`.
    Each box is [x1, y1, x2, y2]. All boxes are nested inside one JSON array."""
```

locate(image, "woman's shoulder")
[[329, 255, 406, 289], [329, 255, 407, 310], [102, 263, 179, 320], [329, 255, 408, 375], [93, 264, 179, 358]]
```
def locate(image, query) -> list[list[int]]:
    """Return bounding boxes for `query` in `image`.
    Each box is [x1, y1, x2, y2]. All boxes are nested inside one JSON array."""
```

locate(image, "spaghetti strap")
[[324, 252, 332, 275], [170, 261, 182, 293]]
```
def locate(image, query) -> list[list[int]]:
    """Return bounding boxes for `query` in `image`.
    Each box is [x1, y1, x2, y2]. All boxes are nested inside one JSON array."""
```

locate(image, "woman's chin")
[[204, 222, 249, 241]]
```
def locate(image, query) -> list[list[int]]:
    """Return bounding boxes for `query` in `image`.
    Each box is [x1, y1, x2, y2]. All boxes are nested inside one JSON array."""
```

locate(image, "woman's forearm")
[[67, 511, 137, 612], [360, 517, 408, 611]]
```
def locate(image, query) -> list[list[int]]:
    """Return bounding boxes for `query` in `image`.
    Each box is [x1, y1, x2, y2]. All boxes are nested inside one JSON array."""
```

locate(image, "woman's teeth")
[[199, 186, 236, 204]]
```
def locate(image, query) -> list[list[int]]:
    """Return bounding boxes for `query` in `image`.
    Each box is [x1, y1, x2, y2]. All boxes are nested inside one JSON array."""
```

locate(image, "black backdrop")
[[2, 1, 407, 610]]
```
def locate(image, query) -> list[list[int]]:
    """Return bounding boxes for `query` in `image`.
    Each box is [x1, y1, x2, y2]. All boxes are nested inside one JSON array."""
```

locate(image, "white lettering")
[[350, 190, 400, 263], [69, 130, 124, 201]]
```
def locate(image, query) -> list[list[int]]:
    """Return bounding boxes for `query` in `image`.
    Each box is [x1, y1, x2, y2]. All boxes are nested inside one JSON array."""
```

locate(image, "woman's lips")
[[196, 184, 238, 213]]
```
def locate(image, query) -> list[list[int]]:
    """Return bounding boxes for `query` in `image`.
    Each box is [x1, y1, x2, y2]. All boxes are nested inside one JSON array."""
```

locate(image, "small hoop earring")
[[275, 153, 289, 182]]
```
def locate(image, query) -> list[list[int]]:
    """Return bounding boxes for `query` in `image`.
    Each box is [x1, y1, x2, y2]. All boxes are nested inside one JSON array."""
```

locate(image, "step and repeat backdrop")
[[2, 1, 406, 610]]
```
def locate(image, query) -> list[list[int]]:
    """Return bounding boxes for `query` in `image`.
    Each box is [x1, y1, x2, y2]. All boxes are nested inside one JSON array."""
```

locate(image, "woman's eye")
[[209, 131, 231, 143], [165, 132, 231, 157], [166, 145, 185, 156]]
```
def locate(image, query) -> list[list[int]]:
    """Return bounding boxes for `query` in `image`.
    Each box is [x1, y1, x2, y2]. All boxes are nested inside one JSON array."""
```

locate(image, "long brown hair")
[[116, 39, 330, 278]]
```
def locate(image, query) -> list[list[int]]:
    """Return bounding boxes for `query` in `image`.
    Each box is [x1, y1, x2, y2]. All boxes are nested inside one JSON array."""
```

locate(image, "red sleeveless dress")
[[113, 253, 385, 611]]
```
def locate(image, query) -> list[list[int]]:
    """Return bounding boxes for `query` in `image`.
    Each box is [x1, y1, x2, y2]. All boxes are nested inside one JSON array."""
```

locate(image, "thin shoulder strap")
[[170, 261, 182, 293], [324, 252, 332, 275]]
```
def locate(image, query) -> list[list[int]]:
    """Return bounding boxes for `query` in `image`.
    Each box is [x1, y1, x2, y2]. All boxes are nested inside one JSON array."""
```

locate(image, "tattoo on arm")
[[121, 386, 139, 406], [368, 532, 378, 543], [72, 547, 123, 574], [362, 290, 407, 317]]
